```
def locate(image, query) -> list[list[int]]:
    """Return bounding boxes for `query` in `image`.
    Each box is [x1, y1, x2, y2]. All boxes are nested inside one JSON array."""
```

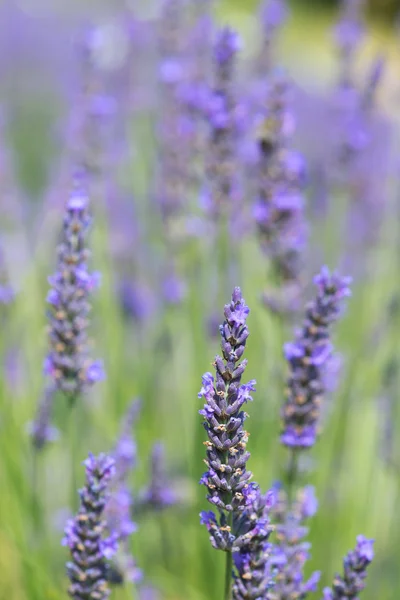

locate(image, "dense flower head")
[[45, 183, 104, 397], [199, 287, 255, 551], [232, 484, 275, 600], [323, 536, 374, 599], [204, 26, 241, 218], [255, 74, 307, 310], [139, 442, 177, 511], [281, 266, 351, 449], [268, 486, 321, 599], [62, 453, 117, 599]]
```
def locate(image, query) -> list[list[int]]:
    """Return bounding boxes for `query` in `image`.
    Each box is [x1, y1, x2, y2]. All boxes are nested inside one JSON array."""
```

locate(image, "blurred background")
[[0, 0, 400, 599]]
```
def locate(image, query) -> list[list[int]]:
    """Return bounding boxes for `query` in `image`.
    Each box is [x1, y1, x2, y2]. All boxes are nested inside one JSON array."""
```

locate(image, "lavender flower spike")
[[62, 453, 118, 599], [105, 399, 142, 585], [255, 74, 307, 313], [45, 178, 104, 398], [323, 536, 374, 599], [232, 484, 275, 600], [139, 442, 177, 511], [268, 485, 321, 599], [199, 287, 255, 552], [281, 266, 351, 449], [204, 27, 241, 219]]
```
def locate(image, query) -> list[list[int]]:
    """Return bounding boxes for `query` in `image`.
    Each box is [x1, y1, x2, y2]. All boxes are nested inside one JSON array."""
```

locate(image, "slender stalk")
[[286, 449, 298, 505], [69, 396, 78, 512], [224, 547, 233, 600]]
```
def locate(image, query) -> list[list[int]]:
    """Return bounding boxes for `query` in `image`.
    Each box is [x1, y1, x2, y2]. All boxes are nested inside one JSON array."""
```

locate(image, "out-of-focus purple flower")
[[139, 442, 177, 511], [45, 181, 104, 398], [255, 75, 307, 313], [118, 278, 156, 323], [105, 399, 142, 586], [162, 271, 186, 305], [323, 535, 374, 599], [333, 0, 365, 56], [256, 0, 289, 76], [268, 485, 321, 599], [199, 288, 255, 552], [232, 485, 275, 599], [281, 267, 351, 449], [28, 385, 59, 450], [62, 453, 117, 599], [203, 26, 242, 219]]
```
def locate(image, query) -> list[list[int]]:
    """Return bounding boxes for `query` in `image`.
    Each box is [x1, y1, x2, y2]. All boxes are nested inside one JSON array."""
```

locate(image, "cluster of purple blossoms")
[[63, 454, 118, 600], [254, 74, 307, 313], [199, 287, 256, 551], [323, 536, 374, 599], [281, 266, 351, 449], [0, 248, 14, 305], [45, 182, 104, 398], [139, 442, 177, 511], [232, 484, 275, 600], [268, 485, 321, 599], [203, 27, 241, 219]]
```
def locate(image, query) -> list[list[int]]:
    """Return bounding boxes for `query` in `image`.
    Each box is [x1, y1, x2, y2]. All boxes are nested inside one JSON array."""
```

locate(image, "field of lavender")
[[0, 0, 399, 599]]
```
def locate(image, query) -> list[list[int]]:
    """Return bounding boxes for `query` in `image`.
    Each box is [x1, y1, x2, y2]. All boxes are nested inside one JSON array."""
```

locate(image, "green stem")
[[224, 548, 233, 600], [69, 396, 78, 512], [286, 449, 298, 505]]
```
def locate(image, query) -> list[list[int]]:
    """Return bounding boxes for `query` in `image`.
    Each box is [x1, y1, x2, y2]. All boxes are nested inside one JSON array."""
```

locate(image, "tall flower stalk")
[[281, 266, 351, 467], [255, 74, 307, 314], [45, 178, 104, 400], [199, 287, 268, 599]]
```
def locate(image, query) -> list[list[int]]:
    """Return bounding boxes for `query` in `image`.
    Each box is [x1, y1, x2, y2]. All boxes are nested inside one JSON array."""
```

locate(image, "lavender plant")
[[255, 74, 307, 314], [105, 400, 141, 585], [44, 179, 104, 399], [232, 484, 275, 600], [281, 266, 351, 451], [203, 27, 241, 220], [323, 536, 374, 599], [62, 453, 118, 599], [139, 442, 177, 511], [268, 485, 321, 599], [198, 287, 273, 599]]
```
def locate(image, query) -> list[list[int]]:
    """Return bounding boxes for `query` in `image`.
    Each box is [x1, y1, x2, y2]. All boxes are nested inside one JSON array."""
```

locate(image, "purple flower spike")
[[62, 453, 117, 599], [204, 26, 242, 219], [256, 74, 307, 313], [105, 399, 142, 586], [268, 486, 321, 599], [232, 485, 275, 600], [45, 180, 103, 398], [214, 28, 241, 65], [323, 535, 374, 599], [139, 442, 177, 511], [199, 288, 257, 552], [281, 267, 351, 449]]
